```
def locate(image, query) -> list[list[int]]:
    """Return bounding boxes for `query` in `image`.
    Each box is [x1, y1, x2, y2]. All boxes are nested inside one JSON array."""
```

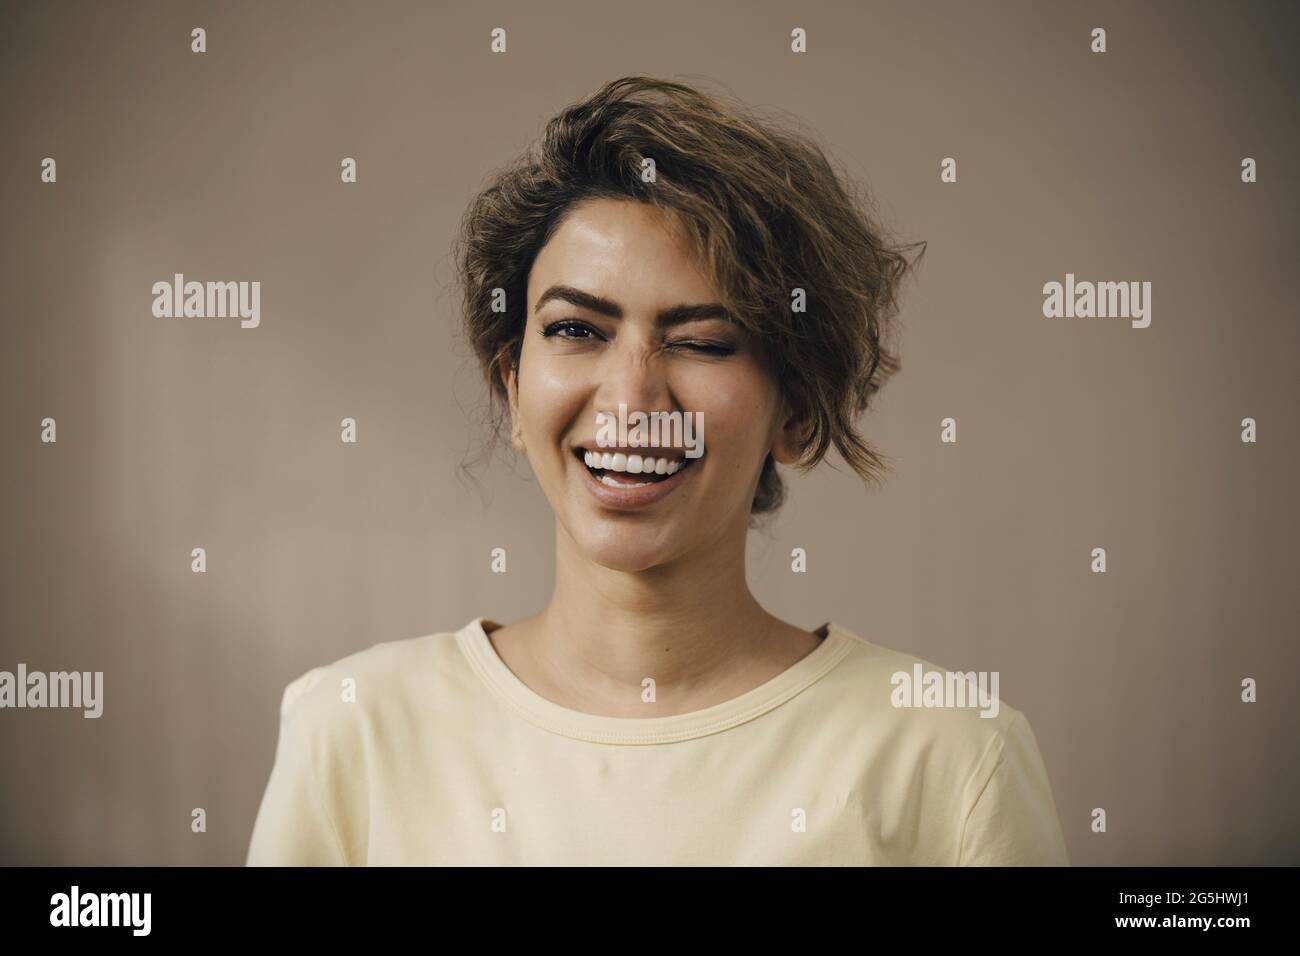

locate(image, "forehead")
[[527, 198, 719, 310]]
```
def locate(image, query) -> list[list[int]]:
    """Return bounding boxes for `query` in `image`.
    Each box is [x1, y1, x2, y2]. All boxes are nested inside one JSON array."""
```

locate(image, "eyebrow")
[[534, 284, 734, 328]]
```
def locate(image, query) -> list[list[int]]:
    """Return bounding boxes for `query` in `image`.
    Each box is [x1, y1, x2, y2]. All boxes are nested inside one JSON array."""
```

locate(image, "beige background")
[[2, 0, 1297, 865]]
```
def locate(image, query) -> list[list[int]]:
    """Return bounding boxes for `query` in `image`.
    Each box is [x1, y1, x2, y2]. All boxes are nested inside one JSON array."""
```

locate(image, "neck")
[[529, 515, 780, 715]]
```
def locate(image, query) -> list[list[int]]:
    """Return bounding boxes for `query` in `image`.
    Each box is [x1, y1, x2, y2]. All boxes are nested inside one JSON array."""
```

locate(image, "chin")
[[573, 526, 685, 573]]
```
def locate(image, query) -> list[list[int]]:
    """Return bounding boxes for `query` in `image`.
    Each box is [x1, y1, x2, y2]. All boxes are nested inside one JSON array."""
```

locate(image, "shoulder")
[[818, 623, 1035, 773], [823, 625, 1067, 861], [274, 622, 474, 742]]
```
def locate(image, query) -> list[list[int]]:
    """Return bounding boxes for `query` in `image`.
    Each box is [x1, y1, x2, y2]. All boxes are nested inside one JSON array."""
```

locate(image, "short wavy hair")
[[453, 74, 924, 519]]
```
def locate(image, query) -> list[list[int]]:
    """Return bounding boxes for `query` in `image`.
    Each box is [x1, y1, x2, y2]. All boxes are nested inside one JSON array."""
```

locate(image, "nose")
[[591, 334, 676, 422]]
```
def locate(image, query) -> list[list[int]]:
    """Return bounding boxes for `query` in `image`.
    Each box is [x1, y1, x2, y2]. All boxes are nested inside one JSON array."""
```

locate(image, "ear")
[[770, 394, 809, 466], [498, 353, 525, 453]]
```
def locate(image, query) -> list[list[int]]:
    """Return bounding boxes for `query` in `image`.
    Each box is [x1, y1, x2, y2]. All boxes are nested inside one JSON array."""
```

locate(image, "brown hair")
[[453, 74, 925, 519]]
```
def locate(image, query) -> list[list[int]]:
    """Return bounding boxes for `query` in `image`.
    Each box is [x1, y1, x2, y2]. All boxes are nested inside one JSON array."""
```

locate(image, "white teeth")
[[599, 475, 651, 488], [581, 449, 687, 476]]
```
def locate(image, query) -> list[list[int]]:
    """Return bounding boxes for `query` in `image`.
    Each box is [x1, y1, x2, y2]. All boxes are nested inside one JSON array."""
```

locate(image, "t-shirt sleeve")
[[245, 676, 349, 866], [957, 710, 1069, 866]]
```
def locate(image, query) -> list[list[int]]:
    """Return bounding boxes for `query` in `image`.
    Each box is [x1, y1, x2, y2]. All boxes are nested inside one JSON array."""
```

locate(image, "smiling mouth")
[[573, 447, 702, 487]]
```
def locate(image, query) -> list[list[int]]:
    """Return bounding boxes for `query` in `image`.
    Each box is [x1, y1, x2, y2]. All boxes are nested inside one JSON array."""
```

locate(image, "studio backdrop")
[[1, 0, 1297, 865]]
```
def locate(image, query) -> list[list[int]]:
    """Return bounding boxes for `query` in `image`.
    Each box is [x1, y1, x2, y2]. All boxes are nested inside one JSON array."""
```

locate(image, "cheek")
[[535, 362, 583, 394], [518, 358, 583, 432], [693, 381, 779, 457]]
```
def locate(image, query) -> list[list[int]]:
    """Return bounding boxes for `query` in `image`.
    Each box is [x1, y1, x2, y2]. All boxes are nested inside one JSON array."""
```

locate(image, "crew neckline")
[[454, 616, 857, 745]]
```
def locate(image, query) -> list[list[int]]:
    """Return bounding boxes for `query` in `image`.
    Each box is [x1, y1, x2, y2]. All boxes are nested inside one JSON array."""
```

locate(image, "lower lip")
[[574, 452, 702, 511]]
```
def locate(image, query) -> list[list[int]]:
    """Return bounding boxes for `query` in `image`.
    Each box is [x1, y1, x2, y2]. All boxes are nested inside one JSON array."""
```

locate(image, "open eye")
[[539, 319, 601, 340]]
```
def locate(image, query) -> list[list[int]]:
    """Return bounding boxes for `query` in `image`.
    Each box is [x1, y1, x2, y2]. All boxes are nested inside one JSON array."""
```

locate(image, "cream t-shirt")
[[246, 617, 1069, 865]]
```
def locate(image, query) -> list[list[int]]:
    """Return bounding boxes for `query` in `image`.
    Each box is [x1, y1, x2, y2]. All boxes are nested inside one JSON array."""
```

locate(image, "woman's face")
[[504, 197, 803, 573]]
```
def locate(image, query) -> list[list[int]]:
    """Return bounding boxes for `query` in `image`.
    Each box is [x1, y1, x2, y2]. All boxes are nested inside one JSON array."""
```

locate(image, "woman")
[[246, 75, 1069, 866]]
